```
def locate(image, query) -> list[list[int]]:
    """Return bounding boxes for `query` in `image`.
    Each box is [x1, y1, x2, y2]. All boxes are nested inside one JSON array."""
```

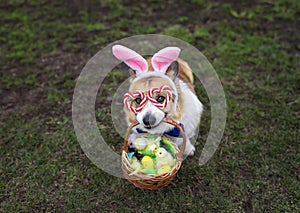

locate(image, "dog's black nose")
[[143, 113, 156, 128]]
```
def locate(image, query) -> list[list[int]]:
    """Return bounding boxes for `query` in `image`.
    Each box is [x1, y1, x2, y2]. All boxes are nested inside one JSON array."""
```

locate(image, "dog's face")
[[112, 45, 182, 133], [125, 75, 178, 133]]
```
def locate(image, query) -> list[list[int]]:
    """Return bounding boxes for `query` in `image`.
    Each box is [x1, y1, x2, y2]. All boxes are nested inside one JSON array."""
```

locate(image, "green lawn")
[[1, 0, 299, 212]]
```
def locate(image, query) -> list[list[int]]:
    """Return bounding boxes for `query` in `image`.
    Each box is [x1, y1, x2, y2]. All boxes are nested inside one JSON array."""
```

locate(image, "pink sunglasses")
[[123, 86, 172, 113]]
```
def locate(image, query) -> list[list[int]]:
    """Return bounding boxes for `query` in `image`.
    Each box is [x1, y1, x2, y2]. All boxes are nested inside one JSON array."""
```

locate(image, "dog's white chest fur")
[[179, 80, 203, 139], [132, 79, 203, 156]]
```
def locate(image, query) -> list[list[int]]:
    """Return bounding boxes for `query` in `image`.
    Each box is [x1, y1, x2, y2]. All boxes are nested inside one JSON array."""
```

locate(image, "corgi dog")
[[112, 45, 203, 156]]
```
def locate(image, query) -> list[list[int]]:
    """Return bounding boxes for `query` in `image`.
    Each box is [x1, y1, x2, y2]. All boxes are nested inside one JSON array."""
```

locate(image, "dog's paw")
[[184, 143, 195, 156]]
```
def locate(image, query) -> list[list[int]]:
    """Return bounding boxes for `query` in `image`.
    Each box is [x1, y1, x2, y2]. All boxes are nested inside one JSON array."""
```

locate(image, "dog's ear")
[[112, 45, 148, 75], [166, 61, 179, 80], [128, 68, 136, 82], [151, 47, 181, 73], [128, 69, 136, 77]]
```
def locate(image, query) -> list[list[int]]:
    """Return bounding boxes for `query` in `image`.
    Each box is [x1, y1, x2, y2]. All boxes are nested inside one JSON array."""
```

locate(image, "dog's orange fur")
[[145, 57, 195, 93]]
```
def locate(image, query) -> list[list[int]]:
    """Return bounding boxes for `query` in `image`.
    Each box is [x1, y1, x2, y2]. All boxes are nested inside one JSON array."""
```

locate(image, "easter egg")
[[157, 165, 172, 175], [133, 138, 147, 150]]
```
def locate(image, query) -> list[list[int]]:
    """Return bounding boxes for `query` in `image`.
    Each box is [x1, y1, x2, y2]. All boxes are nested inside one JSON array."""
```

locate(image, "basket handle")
[[122, 118, 186, 160]]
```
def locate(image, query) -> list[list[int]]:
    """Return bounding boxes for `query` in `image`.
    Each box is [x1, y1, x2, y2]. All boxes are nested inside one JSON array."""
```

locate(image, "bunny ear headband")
[[112, 45, 180, 111], [112, 44, 181, 75]]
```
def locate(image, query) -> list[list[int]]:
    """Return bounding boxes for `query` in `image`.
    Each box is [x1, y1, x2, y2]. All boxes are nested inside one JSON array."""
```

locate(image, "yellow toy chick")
[[145, 136, 160, 154], [155, 147, 175, 169], [129, 157, 142, 176], [141, 156, 156, 175], [141, 156, 154, 167]]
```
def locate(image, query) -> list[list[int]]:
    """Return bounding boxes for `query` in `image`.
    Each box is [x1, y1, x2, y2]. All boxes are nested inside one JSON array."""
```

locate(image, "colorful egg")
[[157, 165, 172, 175], [133, 138, 147, 150]]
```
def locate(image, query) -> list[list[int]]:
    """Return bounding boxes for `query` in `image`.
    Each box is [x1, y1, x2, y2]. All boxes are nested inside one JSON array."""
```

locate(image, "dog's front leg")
[[171, 137, 195, 156]]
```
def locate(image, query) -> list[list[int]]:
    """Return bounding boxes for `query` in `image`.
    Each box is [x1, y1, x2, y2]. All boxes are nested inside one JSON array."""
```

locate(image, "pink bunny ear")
[[151, 47, 181, 73], [112, 45, 148, 74]]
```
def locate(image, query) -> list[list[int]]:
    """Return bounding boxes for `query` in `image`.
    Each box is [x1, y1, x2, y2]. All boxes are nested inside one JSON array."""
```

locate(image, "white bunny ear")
[[151, 47, 181, 73], [112, 45, 148, 75]]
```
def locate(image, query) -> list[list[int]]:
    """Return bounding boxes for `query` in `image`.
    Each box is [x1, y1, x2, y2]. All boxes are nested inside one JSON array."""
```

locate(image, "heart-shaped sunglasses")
[[124, 86, 172, 113]]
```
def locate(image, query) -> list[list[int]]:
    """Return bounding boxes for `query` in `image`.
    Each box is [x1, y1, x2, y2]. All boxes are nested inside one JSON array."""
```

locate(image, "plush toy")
[[140, 156, 156, 174], [141, 156, 154, 167], [128, 142, 144, 161], [134, 136, 159, 158], [160, 139, 176, 158], [157, 165, 172, 175], [128, 136, 177, 176], [147, 136, 161, 153], [155, 147, 175, 169], [129, 157, 142, 175], [147, 143, 159, 153]]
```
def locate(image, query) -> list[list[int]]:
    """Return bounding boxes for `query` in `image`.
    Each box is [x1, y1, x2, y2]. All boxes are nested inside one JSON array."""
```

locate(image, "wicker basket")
[[121, 118, 186, 190]]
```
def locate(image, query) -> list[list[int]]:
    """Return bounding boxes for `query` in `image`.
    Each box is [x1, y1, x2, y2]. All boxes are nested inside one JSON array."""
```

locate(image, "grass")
[[1, 0, 299, 212]]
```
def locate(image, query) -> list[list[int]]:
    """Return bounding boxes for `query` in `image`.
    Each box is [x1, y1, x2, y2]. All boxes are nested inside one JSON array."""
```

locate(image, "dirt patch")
[[0, 50, 88, 124]]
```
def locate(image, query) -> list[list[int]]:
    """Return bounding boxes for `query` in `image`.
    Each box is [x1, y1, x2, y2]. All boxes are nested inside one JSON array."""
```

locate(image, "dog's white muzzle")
[[136, 102, 165, 129]]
